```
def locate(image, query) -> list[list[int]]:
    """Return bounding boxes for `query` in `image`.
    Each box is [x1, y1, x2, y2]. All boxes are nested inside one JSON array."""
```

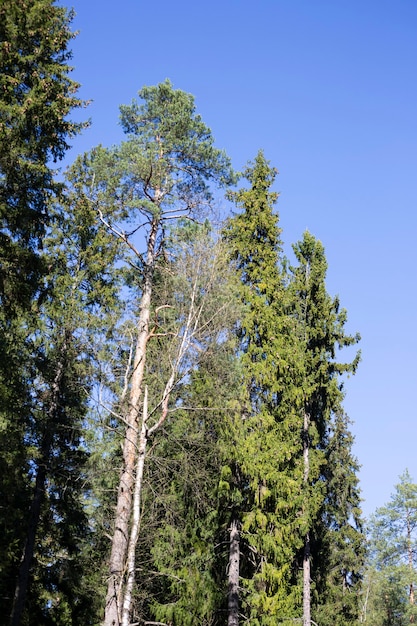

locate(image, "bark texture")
[[228, 519, 240, 626], [104, 229, 157, 626]]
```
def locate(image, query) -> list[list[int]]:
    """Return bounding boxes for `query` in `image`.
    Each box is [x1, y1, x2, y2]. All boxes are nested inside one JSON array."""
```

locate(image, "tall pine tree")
[[74, 83, 235, 625]]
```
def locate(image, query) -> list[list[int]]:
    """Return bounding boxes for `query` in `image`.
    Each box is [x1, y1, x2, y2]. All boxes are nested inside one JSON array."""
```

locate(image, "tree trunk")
[[121, 388, 149, 626], [118, 288, 197, 624], [407, 509, 415, 622], [228, 519, 240, 626], [303, 410, 311, 626], [303, 531, 311, 626], [104, 220, 158, 626], [9, 333, 70, 626], [9, 461, 47, 626]]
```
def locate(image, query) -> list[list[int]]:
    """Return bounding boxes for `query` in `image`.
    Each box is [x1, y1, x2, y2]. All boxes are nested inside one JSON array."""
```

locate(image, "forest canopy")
[[2, 2, 410, 626]]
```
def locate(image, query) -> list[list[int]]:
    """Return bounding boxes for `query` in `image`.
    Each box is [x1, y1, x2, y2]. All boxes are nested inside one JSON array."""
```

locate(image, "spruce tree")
[[0, 0, 85, 309], [0, 4, 86, 619], [314, 411, 365, 626], [7, 172, 119, 626], [288, 231, 362, 626], [225, 151, 304, 624]]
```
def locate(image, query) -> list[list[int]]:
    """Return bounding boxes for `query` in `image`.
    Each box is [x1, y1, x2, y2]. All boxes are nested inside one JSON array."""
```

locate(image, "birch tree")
[[119, 228, 238, 625]]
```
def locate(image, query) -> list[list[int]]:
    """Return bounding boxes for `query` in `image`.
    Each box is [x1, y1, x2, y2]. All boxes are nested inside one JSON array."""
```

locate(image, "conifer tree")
[[288, 231, 362, 626], [0, 0, 85, 309], [314, 411, 364, 626], [225, 151, 304, 624], [75, 81, 235, 626], [7, 173, 119, 626], [364, 471, 417, 625], [0, 4, 87, 619]]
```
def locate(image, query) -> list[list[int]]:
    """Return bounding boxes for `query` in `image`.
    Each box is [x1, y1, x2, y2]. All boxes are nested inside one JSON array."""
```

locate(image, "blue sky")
[[64, 0, 417, 518]]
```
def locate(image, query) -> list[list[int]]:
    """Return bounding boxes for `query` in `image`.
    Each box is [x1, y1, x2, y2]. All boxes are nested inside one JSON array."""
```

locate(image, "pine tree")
[[74, 85, 235, 625]]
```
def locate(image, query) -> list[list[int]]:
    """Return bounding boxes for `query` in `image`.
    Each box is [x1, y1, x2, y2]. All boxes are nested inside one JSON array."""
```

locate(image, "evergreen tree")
[[314, 411, 365, 626], [0, 0, 85, 309], [75, 85, 235, 625], [364, 471, 417, 625], [0, 4, 86, 620], [288, 231, 362, 626], [225, 151, 304, 624], [6, 174, 119, 626]]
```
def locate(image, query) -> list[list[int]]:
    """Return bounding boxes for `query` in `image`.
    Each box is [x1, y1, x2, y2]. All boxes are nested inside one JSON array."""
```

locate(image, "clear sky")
[[64, 0, 417, 519]]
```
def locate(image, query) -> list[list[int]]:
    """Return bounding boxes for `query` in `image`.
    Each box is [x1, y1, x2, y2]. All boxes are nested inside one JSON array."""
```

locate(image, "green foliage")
[[0, 173, 121, 624], [288, 232, 363, 623], [0, 0, 86, 309], [363, 471, 417, 625], [84, 79, 236, 249], [314, 412, 365, 626], [224, 157, 363, 623], [225, 151, 304, 621], [0, 9, 89, 615]]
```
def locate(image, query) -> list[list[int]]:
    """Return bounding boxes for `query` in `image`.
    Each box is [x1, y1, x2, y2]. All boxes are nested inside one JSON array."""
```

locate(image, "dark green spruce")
[[288, 231, 363, 626]]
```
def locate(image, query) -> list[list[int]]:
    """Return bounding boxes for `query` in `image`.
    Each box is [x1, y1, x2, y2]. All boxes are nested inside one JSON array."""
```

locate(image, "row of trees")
[[0, 1, 396, 625]]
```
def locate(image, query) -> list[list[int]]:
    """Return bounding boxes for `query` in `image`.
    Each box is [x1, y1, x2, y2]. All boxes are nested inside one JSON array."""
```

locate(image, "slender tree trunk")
[[303, 410, 311, 626], [303, 531, 311, 626], [104, 221, 215, 624], [228, 519, 240, 626], [119, 332, 190, 623], [407, 510, 415, 622], [121, 388, 149, 626], [104, 224, 158, 626], [9, 461, 47, 626]]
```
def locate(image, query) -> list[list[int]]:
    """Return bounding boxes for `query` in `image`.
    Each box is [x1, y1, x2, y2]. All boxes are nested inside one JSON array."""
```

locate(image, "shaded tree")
[[7, 175, 118, 625]]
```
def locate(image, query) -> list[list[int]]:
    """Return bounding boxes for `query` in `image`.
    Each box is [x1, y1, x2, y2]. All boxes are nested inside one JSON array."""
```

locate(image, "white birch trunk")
[[121, 387, 149, 626], [112, 244, 208, 624], [303, 410, 311, 626], [303, 531, 311, 626], [228, 519, 240, 626], [105, 231, 224, 625]]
